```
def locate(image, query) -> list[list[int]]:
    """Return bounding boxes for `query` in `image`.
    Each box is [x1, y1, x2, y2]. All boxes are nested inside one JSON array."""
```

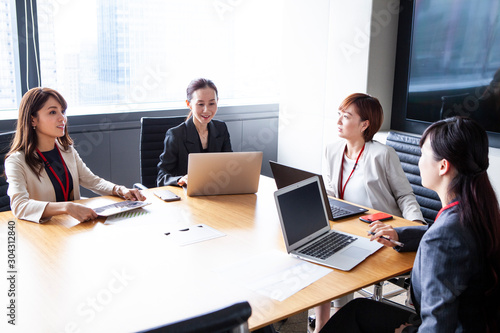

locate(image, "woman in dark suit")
[[321, 117, 500, 332], [156, 78, 232, 186]]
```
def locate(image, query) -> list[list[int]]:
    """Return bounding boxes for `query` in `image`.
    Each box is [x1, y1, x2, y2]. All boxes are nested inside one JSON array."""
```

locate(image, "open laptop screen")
[[276, 178, 328, 246]]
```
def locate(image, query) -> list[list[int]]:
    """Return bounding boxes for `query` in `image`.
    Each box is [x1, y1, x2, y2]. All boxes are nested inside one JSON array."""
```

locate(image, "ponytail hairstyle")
[[6, 87, 73, 177], [420, 116, 500, 331], [185, 78, 218, 120]]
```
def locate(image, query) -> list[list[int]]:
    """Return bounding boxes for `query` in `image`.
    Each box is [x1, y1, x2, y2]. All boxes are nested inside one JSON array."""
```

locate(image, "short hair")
[[339, 93, 383, 142]]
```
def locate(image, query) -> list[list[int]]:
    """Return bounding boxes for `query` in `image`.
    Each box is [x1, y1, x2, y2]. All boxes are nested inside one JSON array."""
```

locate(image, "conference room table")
[[0, 176, 419, 332]]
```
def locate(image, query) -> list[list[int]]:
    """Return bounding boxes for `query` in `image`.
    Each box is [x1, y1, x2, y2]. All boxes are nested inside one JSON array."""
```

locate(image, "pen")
[[367, 231, 404, 247]]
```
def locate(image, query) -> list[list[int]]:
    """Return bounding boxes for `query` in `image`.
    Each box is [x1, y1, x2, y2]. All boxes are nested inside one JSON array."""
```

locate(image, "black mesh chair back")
[[386, 131, 441, 225], [0, 131, 15, 212], [139, 116, 185, 188], [138, 301, 252, 333]]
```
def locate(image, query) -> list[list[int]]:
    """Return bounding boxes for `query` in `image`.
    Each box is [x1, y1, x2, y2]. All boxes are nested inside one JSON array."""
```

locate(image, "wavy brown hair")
[[6, 87, 73, 177]]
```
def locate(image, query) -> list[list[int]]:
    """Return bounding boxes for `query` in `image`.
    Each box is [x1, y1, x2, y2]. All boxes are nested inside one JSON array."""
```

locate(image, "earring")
[[33, 126, 36, 130]]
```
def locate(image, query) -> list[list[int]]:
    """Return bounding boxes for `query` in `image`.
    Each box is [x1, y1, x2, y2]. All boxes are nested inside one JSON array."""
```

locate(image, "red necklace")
[[339, 144, 365, 200], [36, 145, 70, 201]]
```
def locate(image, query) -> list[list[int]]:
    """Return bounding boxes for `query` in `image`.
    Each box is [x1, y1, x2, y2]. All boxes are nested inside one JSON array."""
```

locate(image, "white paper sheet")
[[164, 224, 226, 246], [215, 251, 332, 301]]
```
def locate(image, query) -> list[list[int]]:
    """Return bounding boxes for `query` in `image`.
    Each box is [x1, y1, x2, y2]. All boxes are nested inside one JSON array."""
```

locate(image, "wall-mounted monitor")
[[391, 0, 500, 147]]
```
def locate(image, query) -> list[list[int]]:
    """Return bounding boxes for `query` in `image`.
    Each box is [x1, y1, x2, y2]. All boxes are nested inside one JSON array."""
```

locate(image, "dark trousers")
[[319, 298, 419, 333]]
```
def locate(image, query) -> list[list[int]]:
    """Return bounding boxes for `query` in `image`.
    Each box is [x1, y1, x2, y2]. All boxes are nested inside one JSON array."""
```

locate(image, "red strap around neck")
[[339, 144, 365, 200], [435, 201, 459, 221], [36, 145, 70, 201]]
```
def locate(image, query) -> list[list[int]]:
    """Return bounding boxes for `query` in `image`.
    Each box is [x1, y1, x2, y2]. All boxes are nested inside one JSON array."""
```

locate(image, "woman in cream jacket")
[[313, 93, 424, 332], [5, 87, 145, 223]]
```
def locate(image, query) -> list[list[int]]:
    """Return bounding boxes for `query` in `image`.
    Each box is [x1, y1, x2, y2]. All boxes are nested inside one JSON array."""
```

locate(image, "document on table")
[[104, 209, 152, 224], [164, 224, 226, 246], [214, 250, 331, 301]]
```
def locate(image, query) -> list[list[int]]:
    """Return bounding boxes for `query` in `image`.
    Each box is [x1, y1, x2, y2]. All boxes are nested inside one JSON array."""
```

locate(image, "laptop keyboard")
[[330, 205, 352, 219], [299, 231, 357, 260]]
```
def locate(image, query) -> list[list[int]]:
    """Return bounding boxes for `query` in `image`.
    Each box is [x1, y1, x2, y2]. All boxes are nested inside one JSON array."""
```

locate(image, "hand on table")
[[369, 221, 400, 248]]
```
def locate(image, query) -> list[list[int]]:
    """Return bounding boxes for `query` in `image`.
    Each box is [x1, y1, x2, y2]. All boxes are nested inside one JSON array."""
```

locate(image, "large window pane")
[[37, 0, 283, 113], [406, 0, 500, 132], [0, 0, 18, 112]]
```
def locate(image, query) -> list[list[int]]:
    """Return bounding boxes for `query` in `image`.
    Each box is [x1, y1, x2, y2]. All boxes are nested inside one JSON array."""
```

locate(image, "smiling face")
[[336, 104, 369, 141], [31, 96, 67, 148], [187, 87, 218, 128]]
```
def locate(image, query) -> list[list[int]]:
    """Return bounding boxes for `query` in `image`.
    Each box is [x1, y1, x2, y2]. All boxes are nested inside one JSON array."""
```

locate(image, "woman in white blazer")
[[4, 87, 145, 223], [313, 93, 424, 332]]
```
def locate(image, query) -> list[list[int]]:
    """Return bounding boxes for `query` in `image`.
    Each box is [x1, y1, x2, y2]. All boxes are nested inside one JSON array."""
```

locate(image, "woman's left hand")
[[116, 186, 146, 201]]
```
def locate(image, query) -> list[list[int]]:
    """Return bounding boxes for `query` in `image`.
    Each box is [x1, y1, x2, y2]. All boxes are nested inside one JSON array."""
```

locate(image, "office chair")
[[385, 131, 441, 225], [137, 116, 185, 189], [0, 131, 15, 212], [137, 301, 252, 333]]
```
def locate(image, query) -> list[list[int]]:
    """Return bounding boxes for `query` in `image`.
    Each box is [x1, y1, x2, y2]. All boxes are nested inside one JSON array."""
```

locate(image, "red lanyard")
[[339, 144, 365, 200], [36, 145, 70, 201], [435, 201, 459, 221]]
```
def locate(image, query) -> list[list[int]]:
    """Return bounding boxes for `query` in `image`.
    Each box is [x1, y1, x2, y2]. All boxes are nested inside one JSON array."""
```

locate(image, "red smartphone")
[[359, 212, 393, 223]]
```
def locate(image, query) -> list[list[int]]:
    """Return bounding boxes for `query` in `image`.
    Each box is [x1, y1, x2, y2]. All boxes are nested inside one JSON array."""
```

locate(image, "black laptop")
[[269, 161, 367, 220]]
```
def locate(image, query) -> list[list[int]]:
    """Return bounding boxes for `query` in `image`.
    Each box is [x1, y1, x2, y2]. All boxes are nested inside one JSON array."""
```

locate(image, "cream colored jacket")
[[323, 140, 424, 222], [5, 143, 115, 223]]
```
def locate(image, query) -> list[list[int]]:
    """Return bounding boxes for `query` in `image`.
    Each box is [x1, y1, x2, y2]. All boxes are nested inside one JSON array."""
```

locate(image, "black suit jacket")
[[156, 117, 232, 186]]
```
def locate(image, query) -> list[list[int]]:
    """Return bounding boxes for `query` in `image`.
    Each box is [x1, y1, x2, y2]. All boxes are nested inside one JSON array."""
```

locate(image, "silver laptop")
[[187, 152, 263, 196], [270, 161, 367, 220], [274, 176, 382, 271]]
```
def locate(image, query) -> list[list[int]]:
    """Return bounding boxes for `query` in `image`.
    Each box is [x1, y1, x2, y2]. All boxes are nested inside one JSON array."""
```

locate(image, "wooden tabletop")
[[0, 176, 418, 332]]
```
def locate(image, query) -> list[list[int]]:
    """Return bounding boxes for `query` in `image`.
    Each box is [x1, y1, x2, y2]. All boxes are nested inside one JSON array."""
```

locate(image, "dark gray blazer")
[[398, 206, 488, 332], [156, 117, 232, 186]]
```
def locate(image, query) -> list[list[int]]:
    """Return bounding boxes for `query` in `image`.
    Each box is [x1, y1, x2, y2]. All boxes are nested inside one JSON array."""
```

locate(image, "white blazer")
[[5, 143, 115, 223], [323, 140, 424, 222]]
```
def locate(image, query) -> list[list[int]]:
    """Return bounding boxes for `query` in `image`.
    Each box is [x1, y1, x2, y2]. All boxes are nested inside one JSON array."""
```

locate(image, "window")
[[35, 0, 284, 114], [392, 0, 500, 147], [0, 0, 18, 112]]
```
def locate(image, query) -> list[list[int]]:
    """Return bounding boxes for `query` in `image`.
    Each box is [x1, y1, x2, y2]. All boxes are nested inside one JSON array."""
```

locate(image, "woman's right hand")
[[65, 202, 98, 223], [369, 221, 400, 247], [178, 175, 188, 186]]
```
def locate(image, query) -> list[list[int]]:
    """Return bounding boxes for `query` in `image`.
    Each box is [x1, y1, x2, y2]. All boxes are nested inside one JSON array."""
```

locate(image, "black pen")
[[367, 231, 404, 247]]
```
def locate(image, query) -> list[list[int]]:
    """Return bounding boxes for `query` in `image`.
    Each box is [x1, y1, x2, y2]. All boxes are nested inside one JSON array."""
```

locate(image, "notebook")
[[274, 176, 382, 271], [186, 152, 263, 196], [94, 200, 151, 217], [269, 161, 368, 220]]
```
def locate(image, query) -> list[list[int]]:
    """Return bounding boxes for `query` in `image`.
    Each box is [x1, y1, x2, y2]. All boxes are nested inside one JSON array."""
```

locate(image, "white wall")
[[278, 0, 500, 196], [277, 0, 331, 172]]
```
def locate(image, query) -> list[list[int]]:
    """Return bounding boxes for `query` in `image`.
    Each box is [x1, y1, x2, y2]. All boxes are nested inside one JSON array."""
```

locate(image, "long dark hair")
[[421, 116, 500, 331], [6, 87, 73, 177], [185, 78, 218, 120]]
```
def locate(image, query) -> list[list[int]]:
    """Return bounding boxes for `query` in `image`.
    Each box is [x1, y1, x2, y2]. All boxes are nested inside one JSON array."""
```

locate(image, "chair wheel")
[[308, 315, 316, 329]]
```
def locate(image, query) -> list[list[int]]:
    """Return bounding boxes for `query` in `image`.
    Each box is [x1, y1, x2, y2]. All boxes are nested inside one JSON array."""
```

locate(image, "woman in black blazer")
[[156, 78, 232, 186]]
